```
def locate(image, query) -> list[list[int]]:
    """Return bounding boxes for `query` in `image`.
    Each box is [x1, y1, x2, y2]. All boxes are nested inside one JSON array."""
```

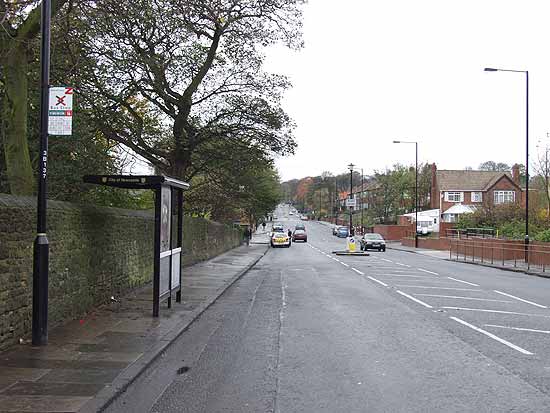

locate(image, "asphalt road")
[[108, 205, 550, 412]]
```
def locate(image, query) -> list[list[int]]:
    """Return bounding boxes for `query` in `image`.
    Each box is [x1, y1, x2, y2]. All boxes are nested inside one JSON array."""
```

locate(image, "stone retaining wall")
[[0, 194, 241, 351]]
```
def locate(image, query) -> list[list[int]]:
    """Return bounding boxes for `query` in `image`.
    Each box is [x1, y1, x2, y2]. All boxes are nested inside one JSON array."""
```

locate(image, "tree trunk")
[[2, 44, 33, 195]]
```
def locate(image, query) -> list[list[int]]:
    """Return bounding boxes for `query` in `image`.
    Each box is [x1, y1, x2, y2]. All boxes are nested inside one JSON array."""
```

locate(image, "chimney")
[[512, 164, 520, 185], [430, 163, 438, 209]]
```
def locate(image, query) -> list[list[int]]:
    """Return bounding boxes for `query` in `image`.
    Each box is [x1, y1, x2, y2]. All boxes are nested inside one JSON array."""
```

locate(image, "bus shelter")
[[83, 175, 190, 317]]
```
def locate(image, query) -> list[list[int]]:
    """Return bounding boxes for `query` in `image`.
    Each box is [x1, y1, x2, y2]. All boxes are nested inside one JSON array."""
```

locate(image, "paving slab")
[[0, 241, 267, 413]]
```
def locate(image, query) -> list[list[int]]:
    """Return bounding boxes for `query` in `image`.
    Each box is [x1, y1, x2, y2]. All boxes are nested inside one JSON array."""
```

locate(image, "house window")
[[494, 190, 515, 204], [445, 192, 463, 202], [471, 192, 482, 203]]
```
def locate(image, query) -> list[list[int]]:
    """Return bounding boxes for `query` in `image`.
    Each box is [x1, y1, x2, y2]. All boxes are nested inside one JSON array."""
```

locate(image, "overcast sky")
[[264, 0, 550, 182]]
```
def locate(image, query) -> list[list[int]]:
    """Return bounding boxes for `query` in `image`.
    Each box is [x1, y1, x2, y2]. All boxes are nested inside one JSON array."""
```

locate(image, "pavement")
[[112, 205, 550, 412], [388, 240, 550, 278], [0, 231, 269, 413]]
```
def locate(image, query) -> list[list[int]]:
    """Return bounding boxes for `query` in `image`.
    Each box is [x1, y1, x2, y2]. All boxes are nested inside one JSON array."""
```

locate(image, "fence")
[[449, 238, 550, 273], [445, 227, 496, 238]]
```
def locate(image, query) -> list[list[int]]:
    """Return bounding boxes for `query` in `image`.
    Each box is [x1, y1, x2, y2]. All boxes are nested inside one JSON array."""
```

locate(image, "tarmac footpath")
[[0, 237, 268, 413]]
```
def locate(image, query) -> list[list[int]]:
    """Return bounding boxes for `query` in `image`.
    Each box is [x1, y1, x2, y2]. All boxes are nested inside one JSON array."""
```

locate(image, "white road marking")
[[352, 268, 364, 275], [373, 274, 429, 278], [493, 290, 547, 309], [332, 258, 341, 262], [446, 277, 479, 287], [395, 285, 482, 291], [395, 262, 411, 267], [414, 294, 513, 303], [450, 317, 533, 355], [396, 290, 433, 308], [367, 276, 388, 287], [341, 262, 349, 267], [484, 324, 550, 334], [442, 307, 550, 318], [381, 258, 393, 263], [418, 268, 439, 275]]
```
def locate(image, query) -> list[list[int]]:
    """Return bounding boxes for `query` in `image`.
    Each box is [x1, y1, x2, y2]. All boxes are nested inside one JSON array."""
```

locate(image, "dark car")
[[360, 233, 386, 251], [295, 223, 305, 231], [292, 229, 307, 242], [336, 226, 349, 238]]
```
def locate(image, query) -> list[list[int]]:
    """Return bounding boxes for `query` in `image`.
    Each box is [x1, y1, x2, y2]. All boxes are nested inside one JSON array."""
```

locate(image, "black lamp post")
[[393, 140, 418, 248], [484, 67, 529, 261], [361, 168, 364, 234], [32, 0, 52, 346], [348, 163, 355, 235]]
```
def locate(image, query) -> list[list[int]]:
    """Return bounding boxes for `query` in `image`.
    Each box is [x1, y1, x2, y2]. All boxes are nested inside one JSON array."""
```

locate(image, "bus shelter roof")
[[83, 175, 190, 190]]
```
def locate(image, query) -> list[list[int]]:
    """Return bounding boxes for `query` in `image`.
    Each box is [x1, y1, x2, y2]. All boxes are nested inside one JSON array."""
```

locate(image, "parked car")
[[271, 231, 291, 248], [360, 233, 386, 251], [336, 226, 349, 238], [292, 229, 307, 242]]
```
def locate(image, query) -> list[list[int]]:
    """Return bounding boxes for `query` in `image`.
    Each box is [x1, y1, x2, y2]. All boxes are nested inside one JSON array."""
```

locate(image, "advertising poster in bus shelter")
[[159, 186, 171, 297]]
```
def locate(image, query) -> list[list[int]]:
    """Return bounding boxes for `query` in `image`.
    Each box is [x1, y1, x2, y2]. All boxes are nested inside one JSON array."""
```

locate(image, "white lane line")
[[352, 268, 364, 275], [395, 285, 482, 291], [367, 276, 388, 287], [450, 317, 533, 355], [418, 268, 439, 275], [396, 290, 433, 308], [381, 258, 393, 263], [414, 294, 513, 303], [332, 258, 341, 262], [446, 277, 479, 287], [442, 307, 550, 318], [484, 324, 550, 334], [373, 274, 430, 278], [493, 290, 547, 309], [341, 262, 349, 267], [395, 262, 411, 267]]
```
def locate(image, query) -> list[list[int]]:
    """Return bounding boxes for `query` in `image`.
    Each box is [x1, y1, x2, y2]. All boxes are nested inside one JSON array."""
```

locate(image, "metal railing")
[[445, 227, 496, 239], [449, 238, 550, 273]]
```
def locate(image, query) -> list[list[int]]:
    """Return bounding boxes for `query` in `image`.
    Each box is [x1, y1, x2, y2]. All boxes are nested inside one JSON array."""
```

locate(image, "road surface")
[[107, 205, 550, 412]]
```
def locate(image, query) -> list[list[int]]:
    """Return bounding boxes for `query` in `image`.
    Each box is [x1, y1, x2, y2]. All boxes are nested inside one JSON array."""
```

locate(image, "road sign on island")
[[48, 86, 73, 135]]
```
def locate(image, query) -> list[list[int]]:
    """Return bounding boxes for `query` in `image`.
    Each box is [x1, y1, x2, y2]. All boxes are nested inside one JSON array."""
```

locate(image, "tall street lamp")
[[361, 168, 364, 233], [484, 67, 529, 261], [348, 163, 355, 235], [32, 0, 52, 346], [393, 140, 418, 248]]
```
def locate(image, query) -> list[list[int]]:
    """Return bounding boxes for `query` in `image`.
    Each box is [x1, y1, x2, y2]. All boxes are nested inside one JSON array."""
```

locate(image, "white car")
[[271, 231, 291, 248]]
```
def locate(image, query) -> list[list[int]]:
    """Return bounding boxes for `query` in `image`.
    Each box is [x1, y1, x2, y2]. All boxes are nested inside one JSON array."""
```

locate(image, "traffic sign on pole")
[[48, 86, 73, 135]]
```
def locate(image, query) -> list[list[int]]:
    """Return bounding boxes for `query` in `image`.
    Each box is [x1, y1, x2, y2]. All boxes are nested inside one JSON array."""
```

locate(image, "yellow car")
[[270, 231, 291, 248]]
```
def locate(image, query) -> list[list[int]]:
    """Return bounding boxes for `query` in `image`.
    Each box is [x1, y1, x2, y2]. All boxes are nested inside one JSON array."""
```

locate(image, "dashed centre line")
[[395, 262, 411, 268], [396, 290, 433, 308], [367, 276, 388, 287], [351, 268, 364, 275], [450, 317, 533, 355], [493, 290, 547, 309]]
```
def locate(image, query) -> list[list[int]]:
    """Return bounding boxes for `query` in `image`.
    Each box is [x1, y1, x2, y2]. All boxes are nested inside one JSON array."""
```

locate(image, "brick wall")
[[0, 194, 241, 351], [373, 224, 411, 241]]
